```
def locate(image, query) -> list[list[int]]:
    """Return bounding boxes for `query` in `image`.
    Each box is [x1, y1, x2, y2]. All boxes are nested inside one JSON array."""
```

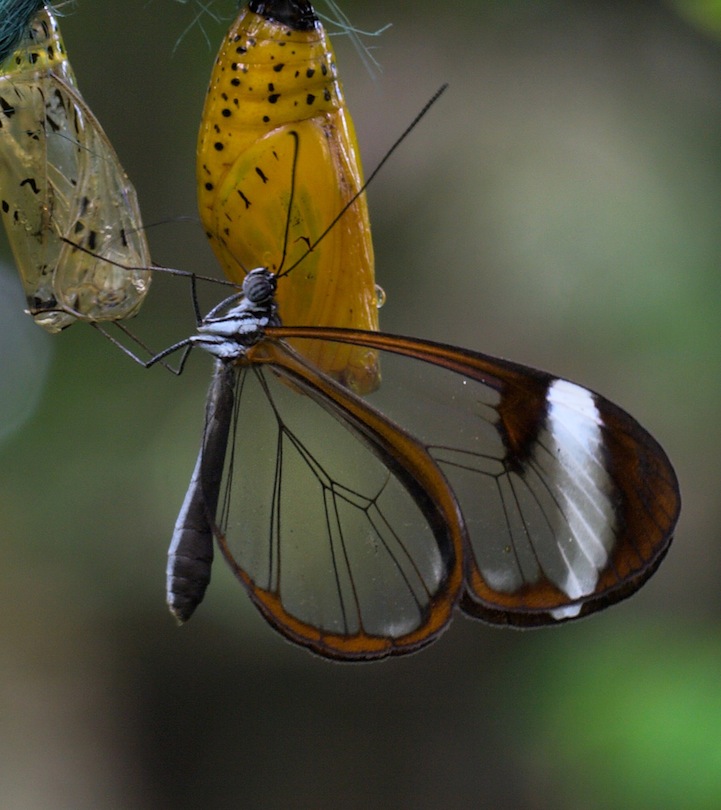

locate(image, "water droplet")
[[375, 284, 386, 309]]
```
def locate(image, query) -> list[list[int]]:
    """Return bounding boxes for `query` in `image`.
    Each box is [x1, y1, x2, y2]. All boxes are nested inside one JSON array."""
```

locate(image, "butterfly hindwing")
[[205, 340, 464, 660]]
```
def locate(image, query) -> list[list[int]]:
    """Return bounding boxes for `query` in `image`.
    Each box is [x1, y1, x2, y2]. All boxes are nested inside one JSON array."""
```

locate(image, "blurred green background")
[[1, 0, 719, 807]]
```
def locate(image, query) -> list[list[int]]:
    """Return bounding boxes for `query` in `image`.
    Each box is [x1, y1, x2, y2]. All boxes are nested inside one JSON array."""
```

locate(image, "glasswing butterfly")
[[155, 0, 681, 660], [160, 265, 681, 660], [0, 3, 151, 333]]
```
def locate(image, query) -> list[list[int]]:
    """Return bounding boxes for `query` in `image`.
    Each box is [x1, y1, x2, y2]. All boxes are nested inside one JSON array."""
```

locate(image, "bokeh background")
[[1, 0, 719, 806]]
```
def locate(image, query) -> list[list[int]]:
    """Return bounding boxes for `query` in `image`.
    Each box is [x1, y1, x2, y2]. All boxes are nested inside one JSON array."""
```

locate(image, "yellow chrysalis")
[[0, 5, 151, 333], [197, 0, 379, 393]]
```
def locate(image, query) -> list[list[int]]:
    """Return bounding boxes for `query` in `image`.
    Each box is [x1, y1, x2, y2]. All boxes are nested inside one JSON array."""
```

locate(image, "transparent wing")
[[207, 346, 465, 660], [261, 329, 680, 629], [0, 23, 150, 332]]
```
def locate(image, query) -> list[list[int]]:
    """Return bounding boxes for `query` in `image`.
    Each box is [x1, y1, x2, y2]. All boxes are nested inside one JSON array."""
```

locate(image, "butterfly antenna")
[[59, 236, 237, 290], [279, 83, 448, 278]]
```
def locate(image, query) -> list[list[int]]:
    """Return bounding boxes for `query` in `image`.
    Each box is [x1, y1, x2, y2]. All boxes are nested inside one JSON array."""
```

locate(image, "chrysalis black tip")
[[248, 0, 319, 31]]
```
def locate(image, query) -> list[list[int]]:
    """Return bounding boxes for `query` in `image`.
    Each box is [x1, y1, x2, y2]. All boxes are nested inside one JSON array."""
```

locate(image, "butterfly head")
[[242, 267, 277, 306]]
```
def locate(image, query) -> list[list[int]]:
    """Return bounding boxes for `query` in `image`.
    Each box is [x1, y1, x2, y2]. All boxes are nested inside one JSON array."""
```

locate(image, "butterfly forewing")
[[261, 327, 680, 630], [207, 344, 464, 660]]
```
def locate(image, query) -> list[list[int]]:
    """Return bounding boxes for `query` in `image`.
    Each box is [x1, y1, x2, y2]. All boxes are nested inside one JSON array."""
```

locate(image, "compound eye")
[[243, 268, 276, 303]]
